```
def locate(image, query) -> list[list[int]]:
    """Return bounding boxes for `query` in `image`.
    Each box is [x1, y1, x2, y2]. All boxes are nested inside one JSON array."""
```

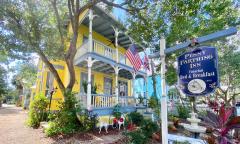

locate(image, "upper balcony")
[[73, 6, 147, 79], [74, 39, 133, 67]]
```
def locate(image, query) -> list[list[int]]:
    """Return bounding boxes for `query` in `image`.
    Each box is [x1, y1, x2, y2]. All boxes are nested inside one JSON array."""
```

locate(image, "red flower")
[[113, 118, 118, 124], [119, 118, 124, 122]]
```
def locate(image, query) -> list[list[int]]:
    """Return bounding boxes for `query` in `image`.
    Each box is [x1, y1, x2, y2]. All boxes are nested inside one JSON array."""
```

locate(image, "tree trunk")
[[65, 29, 78, 91], [66, 57, 76, 91], [37, 50, 66, 95], [150, 60, 157, 98]]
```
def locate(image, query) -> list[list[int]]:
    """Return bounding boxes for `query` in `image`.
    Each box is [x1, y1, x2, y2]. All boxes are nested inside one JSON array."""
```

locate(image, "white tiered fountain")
[[183, 112, 206, 138]]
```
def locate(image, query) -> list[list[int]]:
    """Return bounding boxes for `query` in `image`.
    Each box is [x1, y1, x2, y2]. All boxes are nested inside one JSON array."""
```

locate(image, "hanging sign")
[[177, 46, 219, 96]]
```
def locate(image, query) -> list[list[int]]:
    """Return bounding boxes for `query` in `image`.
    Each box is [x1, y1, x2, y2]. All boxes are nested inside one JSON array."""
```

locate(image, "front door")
[[119, 81, 128, 96], [104, 77, 112, 95]]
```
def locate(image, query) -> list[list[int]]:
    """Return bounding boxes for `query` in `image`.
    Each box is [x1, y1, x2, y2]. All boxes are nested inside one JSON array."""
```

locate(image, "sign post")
[[151, 27, 237, 144], [160, 37, 168, 144]]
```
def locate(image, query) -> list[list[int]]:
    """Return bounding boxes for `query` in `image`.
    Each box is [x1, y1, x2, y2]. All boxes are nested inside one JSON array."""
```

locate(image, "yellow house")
[[32, 5, 147, 115]]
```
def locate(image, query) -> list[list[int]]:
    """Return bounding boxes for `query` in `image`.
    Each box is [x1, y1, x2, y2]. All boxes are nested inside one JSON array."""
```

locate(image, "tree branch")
[[51, 0, 65, 49], [101, 0, 147, 14], [37, 49, 66, 94], [68, 0, 75, 32]]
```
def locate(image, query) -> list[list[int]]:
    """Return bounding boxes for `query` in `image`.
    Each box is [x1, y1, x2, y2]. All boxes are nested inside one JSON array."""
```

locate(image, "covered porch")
[[74, 57, 147, 111]]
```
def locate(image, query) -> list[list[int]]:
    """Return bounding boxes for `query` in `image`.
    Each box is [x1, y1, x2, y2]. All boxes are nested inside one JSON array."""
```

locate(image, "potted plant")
[[82, 81, 97, 94], [152, 131, 161, 142], [147, 96, 158, 112], [137, 94, 144, 106]]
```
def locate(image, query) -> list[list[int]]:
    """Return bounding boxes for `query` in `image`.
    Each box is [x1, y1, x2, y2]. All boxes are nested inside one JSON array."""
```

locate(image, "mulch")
[[51, 132, 94, 142], [90, 126, 124, 136], [50, 127, 126, 143]]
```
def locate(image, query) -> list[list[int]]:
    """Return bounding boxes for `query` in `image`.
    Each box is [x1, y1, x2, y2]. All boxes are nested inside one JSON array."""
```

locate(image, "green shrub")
[[126, 119, 159, 144], [125, 130, 148, 144], [127, 112, 144, 126], [141, 119, 159, 138], [77, 109, 98, 131], [27, 94, 49, 128], [148, 96, 158, 108], [113, 104, 121, 119], [138, 94, 144, 104], [45, 91, 80, 136], [176, 104, 190, 119]]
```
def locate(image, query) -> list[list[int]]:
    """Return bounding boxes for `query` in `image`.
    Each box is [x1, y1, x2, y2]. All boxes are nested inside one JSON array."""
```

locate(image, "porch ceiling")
[[76, 60, 134, 79], [81, 6, 144, 51]]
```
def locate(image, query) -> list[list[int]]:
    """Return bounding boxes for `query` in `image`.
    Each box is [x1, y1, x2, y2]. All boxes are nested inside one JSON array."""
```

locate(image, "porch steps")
[[136, 107, 153, 120]]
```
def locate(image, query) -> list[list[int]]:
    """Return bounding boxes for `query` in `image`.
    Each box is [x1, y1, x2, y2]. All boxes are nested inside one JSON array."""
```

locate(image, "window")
[[82, 36, 88, 45], [45, 72, 54, 97], [80, 72, 94, 94], [119, 81, 128, 96], [104, 77, 112, 95]]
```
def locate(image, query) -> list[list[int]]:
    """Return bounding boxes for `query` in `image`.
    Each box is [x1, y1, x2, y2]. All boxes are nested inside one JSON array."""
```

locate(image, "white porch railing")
[[78, 93, 137, 108], [92, 94, 116, 108], [74, 40, 130, 66], [119, 96, 136, 107], [93, 40, 116, 60]]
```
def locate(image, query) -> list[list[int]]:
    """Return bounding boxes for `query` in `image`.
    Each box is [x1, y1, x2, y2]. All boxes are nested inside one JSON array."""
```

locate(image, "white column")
[[144, 75, 148, 106], [160, 37, 168, 144], [89, 9, 93, 53], [132, 72, 136, 97], [114, 28, 119, 63], [87, 59, 92, 110], [132, 72, 136, 106], [87, 9, 94, 110], [114, 67, 119, 104]]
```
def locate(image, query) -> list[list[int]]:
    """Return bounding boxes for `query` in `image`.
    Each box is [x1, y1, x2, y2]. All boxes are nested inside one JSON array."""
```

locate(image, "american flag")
[[126, 44, 142, 72], [142, 52, 149, 70]]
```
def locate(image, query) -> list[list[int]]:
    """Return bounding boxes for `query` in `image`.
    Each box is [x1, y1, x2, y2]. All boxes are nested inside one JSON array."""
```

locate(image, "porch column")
[[113, 27, 119, 63], [87, 9, 94, 110], [87, 59, 92, 109], [131, 72, 136, 97], [89, 9, 94, 53], [144, 75, 148, 106], [132, 72, 136, 106], [114, 66, 119, 104]]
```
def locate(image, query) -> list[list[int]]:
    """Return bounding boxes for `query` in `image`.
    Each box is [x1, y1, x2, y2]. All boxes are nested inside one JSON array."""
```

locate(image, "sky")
[[113, 0, 127, 23]]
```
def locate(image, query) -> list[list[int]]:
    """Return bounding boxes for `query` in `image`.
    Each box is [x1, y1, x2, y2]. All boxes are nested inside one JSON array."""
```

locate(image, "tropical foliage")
[[202, 104, 240, 144]]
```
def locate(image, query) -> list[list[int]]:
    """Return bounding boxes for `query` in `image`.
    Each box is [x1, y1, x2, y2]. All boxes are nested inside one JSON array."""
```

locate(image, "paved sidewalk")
[[0, 104, 54, 144]]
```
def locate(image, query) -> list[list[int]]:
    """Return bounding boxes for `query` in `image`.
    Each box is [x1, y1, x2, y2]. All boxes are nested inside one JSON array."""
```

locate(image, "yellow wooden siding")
[[34, 61, 132, 110]]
